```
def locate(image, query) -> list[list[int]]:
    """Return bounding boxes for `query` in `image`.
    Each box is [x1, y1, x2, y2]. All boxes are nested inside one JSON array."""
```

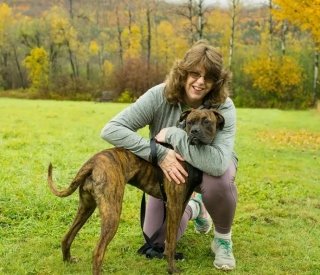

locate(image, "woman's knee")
[[200, 163, 237, 201]]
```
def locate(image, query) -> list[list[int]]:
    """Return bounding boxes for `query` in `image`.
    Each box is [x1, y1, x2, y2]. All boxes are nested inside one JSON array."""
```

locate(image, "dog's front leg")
[[164, 187, 185, 274]]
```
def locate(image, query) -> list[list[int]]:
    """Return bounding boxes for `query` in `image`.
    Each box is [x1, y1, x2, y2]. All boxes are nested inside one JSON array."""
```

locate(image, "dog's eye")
[[203, 119, 211, 125], [187, 118, 197, 126]]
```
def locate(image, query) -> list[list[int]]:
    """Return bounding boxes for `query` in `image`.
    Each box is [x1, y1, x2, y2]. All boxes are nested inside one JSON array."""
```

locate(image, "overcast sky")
[[165, 0, 269, 8]]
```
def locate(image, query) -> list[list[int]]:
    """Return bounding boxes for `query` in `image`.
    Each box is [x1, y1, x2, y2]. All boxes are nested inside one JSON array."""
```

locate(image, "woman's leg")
[[196, 162, 237, 270], [143, 161, 237, 251], [143, 196, 192, 245], [198, 162, 238, 234]]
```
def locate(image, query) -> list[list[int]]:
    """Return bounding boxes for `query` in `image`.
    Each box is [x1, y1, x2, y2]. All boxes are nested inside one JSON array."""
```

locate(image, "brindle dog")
[[47, 108, 224, 274]]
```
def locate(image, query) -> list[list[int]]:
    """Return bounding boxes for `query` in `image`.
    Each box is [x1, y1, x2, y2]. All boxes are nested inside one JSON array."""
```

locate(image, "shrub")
[[242, 55, 311, 108], [116, 90, 134, 103]]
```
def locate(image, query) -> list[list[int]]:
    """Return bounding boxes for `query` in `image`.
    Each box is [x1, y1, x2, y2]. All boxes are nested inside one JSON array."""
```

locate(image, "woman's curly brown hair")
[[164, 40, 232, 106]]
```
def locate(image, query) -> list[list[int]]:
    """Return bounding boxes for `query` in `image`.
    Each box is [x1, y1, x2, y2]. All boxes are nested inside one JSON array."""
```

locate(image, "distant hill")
[[5, 0, 68, 16]]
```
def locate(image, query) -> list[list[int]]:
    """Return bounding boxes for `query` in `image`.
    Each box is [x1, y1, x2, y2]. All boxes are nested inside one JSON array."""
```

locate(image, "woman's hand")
[[156, 128, 188, 184], [159, 149, 188, 184]]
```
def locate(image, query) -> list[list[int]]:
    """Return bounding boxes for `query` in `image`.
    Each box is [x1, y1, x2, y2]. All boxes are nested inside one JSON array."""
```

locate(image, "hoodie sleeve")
[[100, 85, 169, 162]]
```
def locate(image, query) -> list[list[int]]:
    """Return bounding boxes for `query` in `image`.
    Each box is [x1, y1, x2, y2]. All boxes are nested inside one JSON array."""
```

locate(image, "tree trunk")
[[69, 0, 74, 19], [116, 6, 123, 67], [146, 5, 152, 71], [268, 0, 273, 60], [228, 0, 238, 70], [313, 50, 319, 106], [13, 46, 26, 89], [67, 42, 77, 89], [196, 0, 205, 40], [188, 0, 194, 44], [280, 21, 288, 56]]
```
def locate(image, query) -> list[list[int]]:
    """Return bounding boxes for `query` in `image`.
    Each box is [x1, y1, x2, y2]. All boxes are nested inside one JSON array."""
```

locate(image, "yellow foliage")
[[23, 47, 49, 90], [153, 20, 188, 70], [243, 55, 304, 98], [0, 3, 13, 47], [258, 130, 320, 151], [273, 0, 320, 46], [44, 6, 77, 48], [89, 40, 100, 56], [122, 24, 142, 59], [102, 60, 113, 77], [0, 3, 12, 26]]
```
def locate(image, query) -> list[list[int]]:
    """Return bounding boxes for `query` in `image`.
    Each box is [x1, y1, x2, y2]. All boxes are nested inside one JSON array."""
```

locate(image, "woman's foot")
[[189, 193, 212, 234], [211, 236, 236, 271]]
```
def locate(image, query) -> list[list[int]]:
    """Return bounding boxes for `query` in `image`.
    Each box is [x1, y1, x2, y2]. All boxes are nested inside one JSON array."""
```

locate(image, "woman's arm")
[[100, 85, 169, 161], [163, 98, 236, 176]]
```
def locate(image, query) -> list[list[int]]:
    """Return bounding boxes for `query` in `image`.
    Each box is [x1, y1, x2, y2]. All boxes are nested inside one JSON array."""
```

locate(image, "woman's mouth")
[[192, 85, 204, 93]]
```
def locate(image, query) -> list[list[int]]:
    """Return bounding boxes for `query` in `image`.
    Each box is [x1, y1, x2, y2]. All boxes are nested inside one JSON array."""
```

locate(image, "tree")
[[273, 0, 320, 105], [227, 0, 241, 70], [154, 20, 188, 71], [0, 3, 13, 89], [44, 6, 79, 83], [243, 55, 307, 108], [23, 47, 49, 91], [176, 0, 208, 45]]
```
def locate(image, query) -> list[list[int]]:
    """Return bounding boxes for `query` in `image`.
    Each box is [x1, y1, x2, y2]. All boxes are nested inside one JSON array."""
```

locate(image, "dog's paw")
[[70, 256, 79, 263], [64, 256, 79, 263], [167, 266, 181, 274]]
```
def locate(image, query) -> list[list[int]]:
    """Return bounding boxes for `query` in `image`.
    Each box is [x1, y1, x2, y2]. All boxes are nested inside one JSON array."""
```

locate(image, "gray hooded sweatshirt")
[[101, 83, 237, 177]]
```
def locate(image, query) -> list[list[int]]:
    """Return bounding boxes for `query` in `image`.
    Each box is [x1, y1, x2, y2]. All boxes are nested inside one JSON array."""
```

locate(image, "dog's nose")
[[191, 128, 200, 134]]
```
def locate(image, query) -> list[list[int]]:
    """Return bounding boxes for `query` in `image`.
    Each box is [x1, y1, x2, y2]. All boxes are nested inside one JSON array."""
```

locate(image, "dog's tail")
[[47, 162, 92, 197]]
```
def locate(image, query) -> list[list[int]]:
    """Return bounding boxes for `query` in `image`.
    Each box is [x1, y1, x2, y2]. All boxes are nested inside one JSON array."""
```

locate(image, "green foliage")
[[0, 99, 320, 274]]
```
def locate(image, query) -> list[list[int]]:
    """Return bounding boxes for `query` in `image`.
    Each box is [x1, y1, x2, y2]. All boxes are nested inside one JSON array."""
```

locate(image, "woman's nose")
[[195, 75, 205, 84]]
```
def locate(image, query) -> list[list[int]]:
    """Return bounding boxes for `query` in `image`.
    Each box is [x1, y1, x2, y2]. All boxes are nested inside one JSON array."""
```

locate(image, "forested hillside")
[[0, 0, 319, 108]]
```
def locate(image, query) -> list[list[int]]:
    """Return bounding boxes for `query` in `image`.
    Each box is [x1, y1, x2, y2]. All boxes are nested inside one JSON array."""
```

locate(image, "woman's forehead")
[[191, 64, 206, 72]]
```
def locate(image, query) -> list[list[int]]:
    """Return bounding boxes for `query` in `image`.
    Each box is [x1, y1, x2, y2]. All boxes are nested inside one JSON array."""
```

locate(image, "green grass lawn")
[[0, 98, 319, 274]]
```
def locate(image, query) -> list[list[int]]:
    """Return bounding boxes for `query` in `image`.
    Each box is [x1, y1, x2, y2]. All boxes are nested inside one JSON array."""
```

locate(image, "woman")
[[101, 40, 238, 271]]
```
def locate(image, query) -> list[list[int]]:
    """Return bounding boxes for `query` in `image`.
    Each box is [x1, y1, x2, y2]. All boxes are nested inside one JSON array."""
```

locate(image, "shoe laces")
[[216, 238, 232, 256]]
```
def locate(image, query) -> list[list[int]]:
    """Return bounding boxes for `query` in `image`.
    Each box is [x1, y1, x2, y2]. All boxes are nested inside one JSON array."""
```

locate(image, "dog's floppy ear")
[[212, 110, 225, 130], [176, 109, 192, 129]]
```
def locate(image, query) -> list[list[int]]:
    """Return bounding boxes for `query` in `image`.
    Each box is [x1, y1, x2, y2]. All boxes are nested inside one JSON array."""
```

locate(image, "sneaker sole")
[[194, 224, 212, 234], [214, 263, 235, 271], [194, 220, 212, 234]]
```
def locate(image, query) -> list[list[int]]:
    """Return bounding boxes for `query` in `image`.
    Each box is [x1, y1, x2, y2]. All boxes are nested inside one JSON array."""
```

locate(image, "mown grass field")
[[0, 98, 319, 275]]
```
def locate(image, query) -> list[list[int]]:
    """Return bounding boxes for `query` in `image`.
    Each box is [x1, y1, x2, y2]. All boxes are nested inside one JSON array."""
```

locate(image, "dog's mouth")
[[188, 134, 213, 145], [189, 136, 200, 145]]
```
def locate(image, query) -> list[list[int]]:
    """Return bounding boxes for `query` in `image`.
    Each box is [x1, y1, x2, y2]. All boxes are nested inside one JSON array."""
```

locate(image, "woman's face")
[[184, 66, 214, 108]]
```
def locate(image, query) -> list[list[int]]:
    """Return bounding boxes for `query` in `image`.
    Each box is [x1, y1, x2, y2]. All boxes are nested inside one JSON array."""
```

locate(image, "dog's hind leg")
[[62, 191, 96, 262], [92, 184, 125, 275]]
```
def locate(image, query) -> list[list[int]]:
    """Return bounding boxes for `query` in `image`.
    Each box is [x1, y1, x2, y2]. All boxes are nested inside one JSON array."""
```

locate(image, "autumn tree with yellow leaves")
[[243, 55, 306, 108], [23, 47, 49, 91], [272, 0, 320, 105]]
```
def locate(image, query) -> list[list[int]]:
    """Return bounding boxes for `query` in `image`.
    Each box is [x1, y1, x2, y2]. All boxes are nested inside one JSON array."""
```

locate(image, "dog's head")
[[177, 109, 225, 145]]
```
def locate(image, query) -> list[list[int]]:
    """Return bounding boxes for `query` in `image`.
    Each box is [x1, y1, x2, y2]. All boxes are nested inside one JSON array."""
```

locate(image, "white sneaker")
[[189, 193, 212, 234], [211, 237, 236, 271]]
